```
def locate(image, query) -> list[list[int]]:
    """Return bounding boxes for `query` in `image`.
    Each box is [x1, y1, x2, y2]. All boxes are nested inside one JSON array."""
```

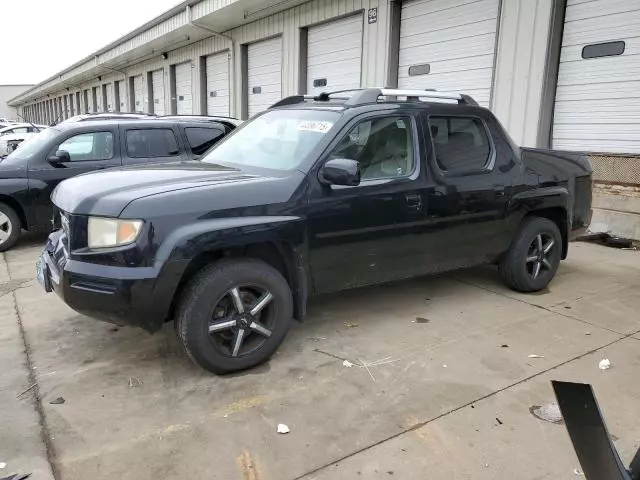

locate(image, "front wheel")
[[176, 258, 293, 374], [499, 217, 562, 292]]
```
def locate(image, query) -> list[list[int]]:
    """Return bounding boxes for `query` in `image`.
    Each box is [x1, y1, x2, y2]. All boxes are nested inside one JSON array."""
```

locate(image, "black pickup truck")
[[37, 88, 592, 374]]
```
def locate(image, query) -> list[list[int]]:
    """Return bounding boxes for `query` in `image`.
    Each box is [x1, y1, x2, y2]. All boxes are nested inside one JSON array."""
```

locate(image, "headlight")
[[88, 217, 143, 249]]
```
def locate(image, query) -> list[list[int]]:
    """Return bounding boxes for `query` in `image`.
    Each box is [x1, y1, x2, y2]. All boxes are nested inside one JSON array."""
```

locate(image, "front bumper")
[[40, 230, 183, 332]]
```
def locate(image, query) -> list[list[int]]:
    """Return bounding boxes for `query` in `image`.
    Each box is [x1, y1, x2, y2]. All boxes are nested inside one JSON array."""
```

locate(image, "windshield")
[[203, 109, 339, 170], [3, 128, 57, 163]]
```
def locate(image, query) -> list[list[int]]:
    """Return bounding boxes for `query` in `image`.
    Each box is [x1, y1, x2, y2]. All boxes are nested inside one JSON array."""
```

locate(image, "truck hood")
[[52, 161, 275, 216]]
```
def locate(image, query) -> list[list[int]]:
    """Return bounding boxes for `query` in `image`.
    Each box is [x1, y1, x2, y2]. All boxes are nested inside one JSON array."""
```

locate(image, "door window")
[[58, 132, 114, 161], [184, 127, 225, 156], [428, 116, 491, 173], [126, 129, 179, 158], [329, 116, 415, 180]]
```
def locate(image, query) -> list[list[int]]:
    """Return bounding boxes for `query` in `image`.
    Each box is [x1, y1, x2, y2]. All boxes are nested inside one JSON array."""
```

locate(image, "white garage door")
[[175, 63, 193, 115], [152, 69, 166, 115], [206, 52, 230, 116], [247, 37, 282, 118], [116, 81, 127, 111], [133, 75, 144, 112], [307, 15, 363, 96], [398, 0, 499, 107], [552, 0, 640, 154], [105, 83, 115, 112]]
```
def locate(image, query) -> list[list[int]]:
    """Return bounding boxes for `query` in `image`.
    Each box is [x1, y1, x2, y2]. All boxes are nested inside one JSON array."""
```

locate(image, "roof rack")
[[269, 88, 478, 109]]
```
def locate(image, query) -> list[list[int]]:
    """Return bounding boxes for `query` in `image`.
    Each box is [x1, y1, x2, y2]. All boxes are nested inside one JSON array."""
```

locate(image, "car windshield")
[[203, 109, 339, 170], [3, 128, 56, 163]]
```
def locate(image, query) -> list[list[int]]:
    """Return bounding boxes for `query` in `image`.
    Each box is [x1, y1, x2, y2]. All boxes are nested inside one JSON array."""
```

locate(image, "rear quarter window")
[[184, 127, 225, 156], [428, 116, 492, 173]]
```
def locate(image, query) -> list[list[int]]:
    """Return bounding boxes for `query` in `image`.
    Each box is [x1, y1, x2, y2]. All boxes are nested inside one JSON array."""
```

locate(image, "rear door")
[[28, 127, 121, 225], [121, 125, 187, 166], [307, 111, 433, 293], [422, 109, 518, 266]]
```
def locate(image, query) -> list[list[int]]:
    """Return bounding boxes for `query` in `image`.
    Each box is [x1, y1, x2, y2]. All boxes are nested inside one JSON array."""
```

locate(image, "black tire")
[[176, 258, 293, 374], [499, 217, 562, 292], [0, 203, 21, 252]]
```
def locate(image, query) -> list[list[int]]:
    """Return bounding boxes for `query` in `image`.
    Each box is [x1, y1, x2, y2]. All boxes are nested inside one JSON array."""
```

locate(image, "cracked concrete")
[[1, 240, 639, 480]]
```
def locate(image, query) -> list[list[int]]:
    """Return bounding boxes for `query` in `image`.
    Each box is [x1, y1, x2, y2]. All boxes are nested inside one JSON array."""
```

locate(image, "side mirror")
[[320, 158, 361, 187], [48, 150, 71, 166]]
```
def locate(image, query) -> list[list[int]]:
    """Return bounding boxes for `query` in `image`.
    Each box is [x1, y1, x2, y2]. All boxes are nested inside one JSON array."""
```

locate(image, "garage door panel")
[[308, 20, 361, 39], [554, 98, 640, 116], [562, 11, 640, 47], [308, 47, 361, 67], [308, 35, 362, 57], [399, 34, 495, 65], [555, 80, 640, 101], [400, 19, 496, 49], [398, 70, 493, 96], [557, 61, 640, 87], [401, 0, 497, 28], [553, 139, 640, 155], [565, 0, 638, 23]]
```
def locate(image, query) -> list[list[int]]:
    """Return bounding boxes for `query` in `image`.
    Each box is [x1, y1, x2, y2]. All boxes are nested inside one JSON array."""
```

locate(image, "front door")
[[307, 112, 431, 294], [28, 128, 121, 227]]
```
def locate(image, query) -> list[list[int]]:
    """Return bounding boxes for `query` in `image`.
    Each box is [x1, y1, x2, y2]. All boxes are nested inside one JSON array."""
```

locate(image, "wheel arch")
[[0, 195, 28, 230], [524, 207, 568, 259], [167, 240, 308, 324]]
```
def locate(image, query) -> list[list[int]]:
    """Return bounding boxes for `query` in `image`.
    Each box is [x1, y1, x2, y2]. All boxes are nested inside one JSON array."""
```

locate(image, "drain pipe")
[[187, 4, 237, 116]]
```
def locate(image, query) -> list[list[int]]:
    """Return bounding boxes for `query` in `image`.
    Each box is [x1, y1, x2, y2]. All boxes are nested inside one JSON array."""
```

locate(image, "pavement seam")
[[449, 275, 627, 337], [293, 328, 640, 480], [5, 252, 59, 480]]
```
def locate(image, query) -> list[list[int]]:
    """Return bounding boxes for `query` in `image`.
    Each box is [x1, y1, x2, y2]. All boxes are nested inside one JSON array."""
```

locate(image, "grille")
[[589, 154, 640, 186]]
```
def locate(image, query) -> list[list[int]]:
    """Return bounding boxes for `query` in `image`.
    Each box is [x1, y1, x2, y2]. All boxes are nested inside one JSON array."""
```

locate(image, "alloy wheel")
[[208, 285, 274, 357], [526, 233, 555, 280], [0, 212, 12, 245]]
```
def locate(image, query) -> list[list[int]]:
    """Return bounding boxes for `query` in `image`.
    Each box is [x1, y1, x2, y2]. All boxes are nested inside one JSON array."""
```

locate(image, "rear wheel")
[[499, 217, 562, 292], [0, 203, 21, 252], [176, 258, 293, 374]]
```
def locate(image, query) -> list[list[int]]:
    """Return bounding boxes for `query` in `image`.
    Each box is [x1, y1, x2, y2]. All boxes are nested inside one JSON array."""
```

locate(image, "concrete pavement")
[[1, 237, 639, 480]]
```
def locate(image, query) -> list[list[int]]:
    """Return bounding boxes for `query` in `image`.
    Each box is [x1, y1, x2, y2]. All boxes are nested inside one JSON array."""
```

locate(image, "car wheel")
[[0, 203, 21, 252], [499, 217, 562, 292], [176, 258, 293, 374]]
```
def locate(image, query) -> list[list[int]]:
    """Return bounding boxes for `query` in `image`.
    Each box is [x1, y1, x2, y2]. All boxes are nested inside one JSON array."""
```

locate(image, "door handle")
[[405, 193, 423, 211], [494, 186, 505, 197]]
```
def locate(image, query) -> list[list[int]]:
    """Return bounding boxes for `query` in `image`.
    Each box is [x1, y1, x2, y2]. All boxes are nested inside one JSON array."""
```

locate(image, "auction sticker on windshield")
[[297, 121, 333, 133]]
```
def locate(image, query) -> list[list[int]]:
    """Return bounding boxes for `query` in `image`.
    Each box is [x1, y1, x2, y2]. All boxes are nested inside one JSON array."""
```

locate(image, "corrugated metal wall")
[[23, 0, 390, 122]]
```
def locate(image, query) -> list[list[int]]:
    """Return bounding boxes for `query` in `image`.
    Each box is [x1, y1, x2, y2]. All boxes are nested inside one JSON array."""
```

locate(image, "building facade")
[[0, 85, 34, 121], [8, 0, 640, 238]]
